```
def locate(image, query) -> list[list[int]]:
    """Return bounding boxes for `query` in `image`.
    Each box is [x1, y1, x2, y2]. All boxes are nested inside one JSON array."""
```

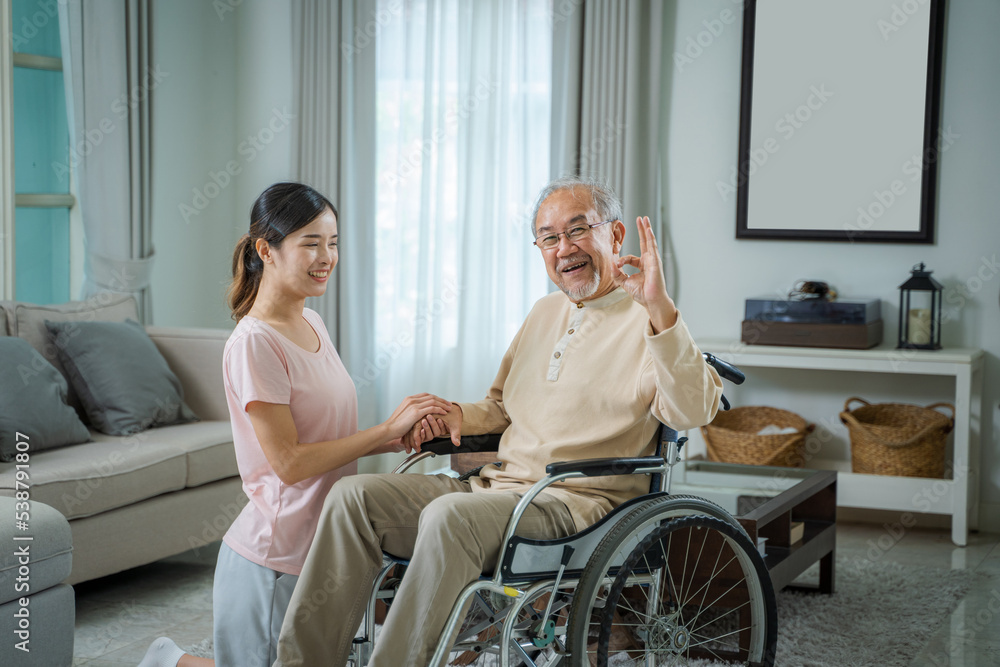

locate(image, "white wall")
[[662, 0, 1000, 519], [150, 0, 293, 330]]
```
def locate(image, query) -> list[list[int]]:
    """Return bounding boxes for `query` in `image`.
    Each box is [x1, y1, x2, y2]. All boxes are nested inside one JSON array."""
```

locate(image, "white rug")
[[181, 556, 979, 665]]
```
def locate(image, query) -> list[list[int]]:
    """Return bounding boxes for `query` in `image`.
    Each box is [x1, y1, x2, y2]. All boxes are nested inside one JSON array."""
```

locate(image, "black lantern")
[[897, 262, 942, 350]]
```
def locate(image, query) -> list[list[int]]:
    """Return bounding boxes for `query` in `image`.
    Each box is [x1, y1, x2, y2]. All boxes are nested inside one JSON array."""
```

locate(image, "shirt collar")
[[572, 287, 629, 310]]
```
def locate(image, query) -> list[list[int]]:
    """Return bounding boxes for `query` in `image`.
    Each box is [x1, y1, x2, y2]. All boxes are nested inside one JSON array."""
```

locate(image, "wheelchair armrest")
[[544, 455, 665, 478], [420, 433, 503, 456]]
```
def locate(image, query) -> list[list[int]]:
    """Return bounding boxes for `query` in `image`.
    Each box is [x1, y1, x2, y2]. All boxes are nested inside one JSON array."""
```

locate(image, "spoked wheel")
[[447, 584, 568, 667], [568, 515, 776, 666]]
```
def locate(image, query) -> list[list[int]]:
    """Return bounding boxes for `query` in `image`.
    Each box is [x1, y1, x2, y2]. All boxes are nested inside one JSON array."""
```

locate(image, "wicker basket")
[[840, 397, 954, 478], [701, 406, 814, 467]]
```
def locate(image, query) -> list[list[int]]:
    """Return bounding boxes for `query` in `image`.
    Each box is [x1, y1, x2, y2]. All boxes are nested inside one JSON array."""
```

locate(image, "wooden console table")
[[698, 340, 985, 546]]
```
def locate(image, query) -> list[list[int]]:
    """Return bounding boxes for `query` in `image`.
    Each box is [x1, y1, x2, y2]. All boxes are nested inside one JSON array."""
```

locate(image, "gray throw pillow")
[[0, 338, 91, 462], [44, 319, 200, 436]]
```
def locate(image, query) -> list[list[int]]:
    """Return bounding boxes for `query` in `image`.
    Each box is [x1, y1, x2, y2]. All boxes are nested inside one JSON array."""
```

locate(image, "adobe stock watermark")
[[717, 84, 835, 202], [213, 0, 243, 21], [352, 278, 462, 389], [845, 126, 958, 242], [8, 0, 65, 51], [186, 493, 250, 554], [673, 1, 742, 73], [548, 0, 584, 25], [381, 77, 499, 188], [877, 0, 932, 42], [341, 0, 402, 61], [579, 118, 629, 175], [179, 106, 296, 223], [924, 588, 1000, 666], [51, 65, 171, 183], [849, 462, 972, 575]]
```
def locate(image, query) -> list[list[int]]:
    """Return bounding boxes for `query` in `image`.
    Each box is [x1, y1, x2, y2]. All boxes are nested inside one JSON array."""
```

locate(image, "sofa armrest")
[[146, 326, 230, 422]]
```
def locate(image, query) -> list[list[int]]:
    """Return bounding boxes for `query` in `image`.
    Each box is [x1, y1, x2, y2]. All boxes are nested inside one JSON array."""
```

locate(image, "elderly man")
[[273, 176, 722, 667]]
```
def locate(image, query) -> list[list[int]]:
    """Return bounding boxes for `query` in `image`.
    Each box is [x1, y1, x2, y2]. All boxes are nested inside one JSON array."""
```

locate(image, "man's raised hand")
[[613, 216, 678, 334]]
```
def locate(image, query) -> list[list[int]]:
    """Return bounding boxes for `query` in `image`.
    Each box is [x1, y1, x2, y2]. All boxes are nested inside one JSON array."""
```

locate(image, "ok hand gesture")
[[612, 216, 678, 334]]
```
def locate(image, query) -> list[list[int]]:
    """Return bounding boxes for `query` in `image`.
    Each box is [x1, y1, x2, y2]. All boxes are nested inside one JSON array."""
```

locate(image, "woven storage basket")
[[841, 397, 954, 478], [701, 406, 814, 467]]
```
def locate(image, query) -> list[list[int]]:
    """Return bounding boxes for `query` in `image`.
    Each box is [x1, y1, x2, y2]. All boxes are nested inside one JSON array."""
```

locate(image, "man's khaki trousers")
[[273, 473, 577, 667]]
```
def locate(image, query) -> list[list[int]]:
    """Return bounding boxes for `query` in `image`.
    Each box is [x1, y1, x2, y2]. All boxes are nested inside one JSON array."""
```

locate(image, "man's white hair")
[[529, 176, 623, 237]]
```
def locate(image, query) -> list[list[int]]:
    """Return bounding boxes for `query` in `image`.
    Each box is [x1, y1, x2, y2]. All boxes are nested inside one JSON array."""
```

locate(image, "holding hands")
[[380, 393, 453, 454], [612, 216, 678, 334], [401, 403, 463, 453]]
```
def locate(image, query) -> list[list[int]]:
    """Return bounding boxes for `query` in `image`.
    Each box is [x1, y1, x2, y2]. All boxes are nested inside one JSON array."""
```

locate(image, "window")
[[3, 0, 77, 304], [371, 0, 553, 404]]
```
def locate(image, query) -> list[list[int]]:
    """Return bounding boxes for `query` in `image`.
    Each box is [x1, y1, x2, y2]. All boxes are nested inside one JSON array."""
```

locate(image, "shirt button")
[[554, 351, 561, 359], [576, 303, 584, 309], [568, 329, 575, 335]]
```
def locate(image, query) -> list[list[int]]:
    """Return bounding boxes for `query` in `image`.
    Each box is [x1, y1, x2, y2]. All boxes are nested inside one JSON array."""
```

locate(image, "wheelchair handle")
[[703, 352, 745, 385]]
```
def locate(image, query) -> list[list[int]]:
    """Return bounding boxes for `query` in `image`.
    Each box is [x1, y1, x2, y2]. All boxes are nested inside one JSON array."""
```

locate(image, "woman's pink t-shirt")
[[222, 307, 358, 575]]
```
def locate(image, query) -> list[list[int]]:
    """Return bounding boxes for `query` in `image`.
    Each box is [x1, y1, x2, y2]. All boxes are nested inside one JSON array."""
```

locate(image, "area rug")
[[181, 556, 980, 665]]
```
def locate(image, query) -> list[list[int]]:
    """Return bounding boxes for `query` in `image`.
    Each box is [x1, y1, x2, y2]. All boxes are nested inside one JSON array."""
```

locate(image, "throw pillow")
[[44, 319, 200, 436], [0, 338, 91, 462], [6, 295, 140, 414]]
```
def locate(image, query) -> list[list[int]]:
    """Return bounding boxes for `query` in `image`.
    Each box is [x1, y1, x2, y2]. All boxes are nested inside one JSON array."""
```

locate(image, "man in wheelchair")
[[273, 177, 725, 666]]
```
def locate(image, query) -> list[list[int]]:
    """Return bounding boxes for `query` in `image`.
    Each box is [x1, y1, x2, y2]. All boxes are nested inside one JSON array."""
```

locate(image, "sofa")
[[0, 496, 75, 665], [0, 295, 245, 586]]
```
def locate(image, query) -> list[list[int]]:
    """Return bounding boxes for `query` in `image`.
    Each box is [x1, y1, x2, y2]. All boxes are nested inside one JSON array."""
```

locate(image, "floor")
[[70, 523, 1000, 666]]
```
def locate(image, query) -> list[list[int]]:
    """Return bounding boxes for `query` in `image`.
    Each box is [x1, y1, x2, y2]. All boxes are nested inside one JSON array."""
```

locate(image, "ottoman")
[[0, 497, 74, 666]]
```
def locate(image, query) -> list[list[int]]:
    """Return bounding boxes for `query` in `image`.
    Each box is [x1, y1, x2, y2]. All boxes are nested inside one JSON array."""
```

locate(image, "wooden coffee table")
[[671, 460, 837, 594]]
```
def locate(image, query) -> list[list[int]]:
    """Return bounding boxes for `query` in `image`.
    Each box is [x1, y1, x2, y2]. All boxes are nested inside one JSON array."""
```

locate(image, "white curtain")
[[372, 0, 553, 415], [292, 0, 381, 430], [552, 0, 672, 289], [59, 0, 154, 321]]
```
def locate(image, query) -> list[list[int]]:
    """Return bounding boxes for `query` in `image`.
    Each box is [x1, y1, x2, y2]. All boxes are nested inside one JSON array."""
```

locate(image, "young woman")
[[140, 182, 449, 667]]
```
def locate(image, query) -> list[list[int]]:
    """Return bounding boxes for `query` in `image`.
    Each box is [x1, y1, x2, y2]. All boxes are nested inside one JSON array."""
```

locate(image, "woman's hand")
[[383, 393, 451, 445], [404, 403, 463, 451]]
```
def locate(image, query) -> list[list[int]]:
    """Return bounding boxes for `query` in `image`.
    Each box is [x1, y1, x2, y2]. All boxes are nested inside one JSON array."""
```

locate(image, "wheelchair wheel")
[[567, 514, 776, 666]]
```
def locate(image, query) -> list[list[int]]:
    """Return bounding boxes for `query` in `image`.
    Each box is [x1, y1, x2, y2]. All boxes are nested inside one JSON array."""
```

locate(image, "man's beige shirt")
[[458, 288, 723, 531]]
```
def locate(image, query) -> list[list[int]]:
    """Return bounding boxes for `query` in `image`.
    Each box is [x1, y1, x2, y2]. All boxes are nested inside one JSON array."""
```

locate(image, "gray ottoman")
[[0, 497, 74, 666]]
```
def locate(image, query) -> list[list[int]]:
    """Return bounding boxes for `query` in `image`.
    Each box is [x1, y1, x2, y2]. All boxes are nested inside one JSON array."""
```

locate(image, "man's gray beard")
[[563, 267, 601, 301]]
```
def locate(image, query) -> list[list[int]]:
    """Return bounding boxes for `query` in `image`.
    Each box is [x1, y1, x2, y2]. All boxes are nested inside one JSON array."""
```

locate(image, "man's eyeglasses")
[[533, 219, 616, 250]]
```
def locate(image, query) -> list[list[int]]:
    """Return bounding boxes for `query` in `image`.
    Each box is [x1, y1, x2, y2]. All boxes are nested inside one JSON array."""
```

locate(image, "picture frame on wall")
[[735, 0, 947, 243]]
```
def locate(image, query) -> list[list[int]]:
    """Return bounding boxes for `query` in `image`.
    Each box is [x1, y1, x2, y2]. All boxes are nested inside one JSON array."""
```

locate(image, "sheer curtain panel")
[[59, 0, 154, 320], [372, 0, 553, 416]]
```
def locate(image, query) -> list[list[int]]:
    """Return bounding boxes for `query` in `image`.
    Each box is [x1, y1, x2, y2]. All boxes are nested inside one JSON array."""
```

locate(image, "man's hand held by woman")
[[383, 393, 452, 453], [402, 403, 463, 452]]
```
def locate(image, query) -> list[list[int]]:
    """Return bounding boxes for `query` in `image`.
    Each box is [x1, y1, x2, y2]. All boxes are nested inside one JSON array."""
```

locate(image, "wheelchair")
[[350, 354, 777, 666]]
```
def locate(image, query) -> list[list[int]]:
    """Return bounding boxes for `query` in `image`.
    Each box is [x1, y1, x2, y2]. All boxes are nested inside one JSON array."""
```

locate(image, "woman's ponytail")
[[227, 234, 263, 321]]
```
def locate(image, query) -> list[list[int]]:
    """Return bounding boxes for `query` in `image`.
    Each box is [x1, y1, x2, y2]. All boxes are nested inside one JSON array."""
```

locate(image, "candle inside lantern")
[[908, 308, 931, 345]]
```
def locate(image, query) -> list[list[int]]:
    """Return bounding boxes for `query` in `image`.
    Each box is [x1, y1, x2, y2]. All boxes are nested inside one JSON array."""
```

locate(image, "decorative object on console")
[[840, 397, 953, 479], [787, 279, 837, 302], [701, 405, 814, 467], [897, 262, 942, 350], [742, 290, 883, 349]]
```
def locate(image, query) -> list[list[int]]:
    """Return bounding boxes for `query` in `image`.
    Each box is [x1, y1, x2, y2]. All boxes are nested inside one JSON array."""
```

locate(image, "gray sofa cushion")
[[0, 306, 7, 336], [0, 338, 91, 462], [0, 498, 73, 604], [0, 437, 188, 520], [5, 296, 139, 412], [166, 420, 238, 487], [45, 319, 199, 436]]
